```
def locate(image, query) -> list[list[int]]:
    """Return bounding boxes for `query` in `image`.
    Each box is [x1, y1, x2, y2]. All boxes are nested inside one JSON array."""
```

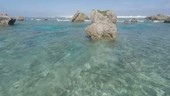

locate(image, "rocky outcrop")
[[16, 16, 24, 21], [164, 17, 170, 23], [44, 18, 48, 21], [130, 18, 138, 22], [0, 13, 16, 25], [71, 11, 87, 22], [86, 9, 117, 40], [124, 20, 129, 24], [145, 14, 169, 21]]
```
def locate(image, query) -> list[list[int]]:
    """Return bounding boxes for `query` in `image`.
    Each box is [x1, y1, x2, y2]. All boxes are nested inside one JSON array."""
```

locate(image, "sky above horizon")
[[0, 0, 170, 17]]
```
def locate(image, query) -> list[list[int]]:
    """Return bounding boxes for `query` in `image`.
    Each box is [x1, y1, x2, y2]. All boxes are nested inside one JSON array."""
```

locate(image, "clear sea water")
[[0, 20, 170, 96]]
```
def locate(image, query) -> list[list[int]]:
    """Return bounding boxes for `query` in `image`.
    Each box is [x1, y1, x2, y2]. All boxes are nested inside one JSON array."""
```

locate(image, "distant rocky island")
[[145, 14, 170, 23]]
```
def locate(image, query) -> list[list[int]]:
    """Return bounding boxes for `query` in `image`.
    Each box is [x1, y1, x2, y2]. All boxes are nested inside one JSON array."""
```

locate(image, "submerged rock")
[[86, 9, 117, 40], [130, 18, 138, 22], [145, 14, 169, 21], [164, 17, 170, 23], [44, 18, 48, 21], [16, 16, 24, 21], [0, 13, 16, 25], [71, 10, 88, 22], [124, 20, 129, 24]]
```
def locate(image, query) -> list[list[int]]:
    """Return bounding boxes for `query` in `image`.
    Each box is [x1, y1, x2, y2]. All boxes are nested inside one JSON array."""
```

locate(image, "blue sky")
[[0, 0, 170, 17]]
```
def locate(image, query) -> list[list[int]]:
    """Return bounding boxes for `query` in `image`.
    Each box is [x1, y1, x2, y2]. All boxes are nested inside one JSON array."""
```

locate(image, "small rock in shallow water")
[[71, 10, 88, 22], [123, 20, 129, 24], [130, 18, 138, 22]]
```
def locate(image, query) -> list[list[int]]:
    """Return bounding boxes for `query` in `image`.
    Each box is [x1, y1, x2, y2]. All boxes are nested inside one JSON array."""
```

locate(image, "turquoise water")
[[0, 20, 170, 96]]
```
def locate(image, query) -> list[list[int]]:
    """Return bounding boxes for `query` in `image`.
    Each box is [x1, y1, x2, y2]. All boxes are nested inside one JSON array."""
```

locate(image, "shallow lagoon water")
[[0, 20, 170, 96]]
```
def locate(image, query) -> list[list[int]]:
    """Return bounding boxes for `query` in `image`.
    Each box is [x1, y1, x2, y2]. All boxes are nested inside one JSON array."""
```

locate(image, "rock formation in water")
[[124, 20, 129, 24], [85, 9, 117, 40], [16, 16, 24, 21], [44, 18, 48, 21], [0, 13, 16, 25], [145, 14, 169, 21], [71, 10, 88, 22], [130, 18, 138, 22], [164, 17, 170, 23]]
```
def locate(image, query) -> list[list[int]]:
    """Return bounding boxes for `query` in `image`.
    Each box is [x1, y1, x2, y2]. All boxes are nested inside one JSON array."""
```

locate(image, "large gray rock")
[[164, 17, 170, 23], [0, 13, 16, 25], [86, 9, 117, 40], [145, 14, 169, 21], [71, 11, 87, 22]]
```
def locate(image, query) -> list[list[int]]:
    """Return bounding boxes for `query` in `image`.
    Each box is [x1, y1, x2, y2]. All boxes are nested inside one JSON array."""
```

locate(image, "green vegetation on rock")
[[81, 13, 86, 16], [97, 10, 108, 16]]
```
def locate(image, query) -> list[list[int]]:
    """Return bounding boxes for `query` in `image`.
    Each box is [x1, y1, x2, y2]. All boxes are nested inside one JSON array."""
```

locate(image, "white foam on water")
[[62, 15, 73, 18], [138, 20, 145, 22], [56, 19, 71, 21], [35, 19, 41, 21], [118, 15, 146, 18], [153, 20, 164, 23], [117, 20, 124, 23]]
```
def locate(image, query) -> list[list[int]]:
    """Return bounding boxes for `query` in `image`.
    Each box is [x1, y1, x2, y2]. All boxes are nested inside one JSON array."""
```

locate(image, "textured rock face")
[[72, 11, 87, 22], [91, 10, 117, 23], [130, 18, 138, 22], [145, 14, 169, 21], [16, 16, 24, 21], [86, 9, 117, 40], [164, 17, 170, 23], [0, 14, 16, 25]]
